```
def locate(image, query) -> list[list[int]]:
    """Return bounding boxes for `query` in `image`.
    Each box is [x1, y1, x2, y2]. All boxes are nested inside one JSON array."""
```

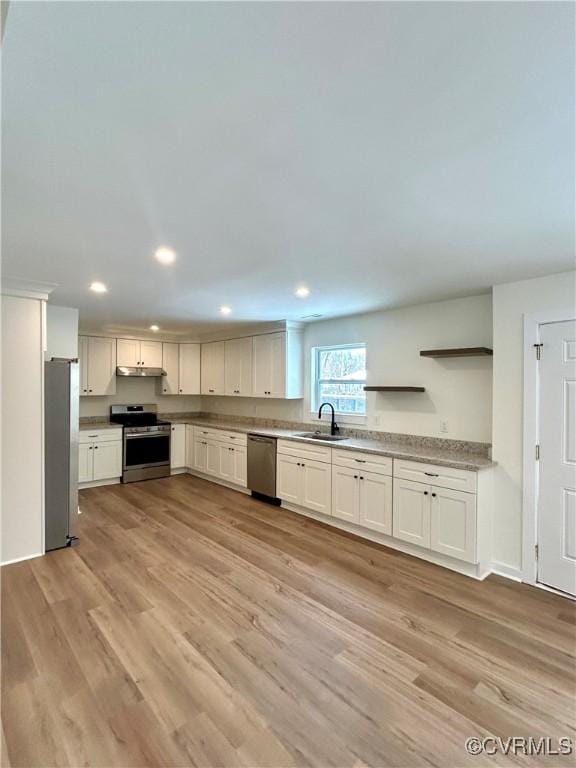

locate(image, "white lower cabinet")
[[430, 486, 476, 563], [192, 437, 207, 473], [79, 429, 123, 484], [393, 477, 477, 563], [332, 465, 392, 534], [188, 427, 247, 488], [232, 446, 247, 488], [277, 452, 332, 515], [170, 424, 186, 469]]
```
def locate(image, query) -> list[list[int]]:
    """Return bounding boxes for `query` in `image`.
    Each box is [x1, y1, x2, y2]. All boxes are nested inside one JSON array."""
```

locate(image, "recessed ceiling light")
[[149, 325, 160, 332], [154, 246, 176, 265], [220, 305, 232, 316], [295, 286, 310, 298], [89, 281, 108, 293]]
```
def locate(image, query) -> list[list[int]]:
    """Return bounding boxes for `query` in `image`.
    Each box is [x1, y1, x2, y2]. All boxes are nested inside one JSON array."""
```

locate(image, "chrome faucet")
[[318, 402, 339, 435]]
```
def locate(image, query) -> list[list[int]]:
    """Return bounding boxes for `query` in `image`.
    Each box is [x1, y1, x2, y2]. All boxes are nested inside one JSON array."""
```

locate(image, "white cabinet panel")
[[78, 443, 93, 483], [218, 444, 235, 483], [185, 426, 194, 468], [332, 465, 359, 524], [277, 454, 303, 506], [117, 338, 140, 367], [162, 343, 179, 395], [277, 439, 331, 464], [430, 487, 477, 563], [393, 479, 431, 548], [170, 424, 186, 469], [92, 441, 122, 481], [179, 344, 200, 395], [232, 446, 247, 488], [205, 439, 221, 476], [253, 333, 286, 397], [332, 449, 392, 477], [225, 337, 253, 396], [193, 437, 207, 473], [81, 336, 116, 396], [201, 341, 225, 395], [301, 459, 332, 516], [140, 340, 162, 368], [394, 459, 476, 494], [359, 471, 392, 535]]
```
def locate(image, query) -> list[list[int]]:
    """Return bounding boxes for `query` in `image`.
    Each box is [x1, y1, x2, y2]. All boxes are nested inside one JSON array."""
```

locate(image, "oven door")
[[123, 432, 170, 471]]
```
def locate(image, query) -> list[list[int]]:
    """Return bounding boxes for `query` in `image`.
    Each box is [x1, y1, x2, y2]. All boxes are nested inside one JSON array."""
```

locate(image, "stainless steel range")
[[110, 405, 171, 483]]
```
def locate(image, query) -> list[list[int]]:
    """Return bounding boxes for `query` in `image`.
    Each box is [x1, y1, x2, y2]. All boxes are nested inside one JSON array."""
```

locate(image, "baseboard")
[[1, 551, 44, 567], [79, 478, 121, 489], [171, 467, 188, 475], [186, 468, 250, 495], [489, 561, 522, 582], [281, 502, 485, 580]]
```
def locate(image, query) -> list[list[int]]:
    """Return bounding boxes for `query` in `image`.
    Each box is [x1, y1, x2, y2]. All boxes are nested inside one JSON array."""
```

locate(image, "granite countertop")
[[79, 421, 122, 432], [165, 417, 494, 471]]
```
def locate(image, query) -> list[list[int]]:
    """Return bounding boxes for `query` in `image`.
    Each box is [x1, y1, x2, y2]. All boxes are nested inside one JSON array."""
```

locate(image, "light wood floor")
[[2, 474, 575, 767]]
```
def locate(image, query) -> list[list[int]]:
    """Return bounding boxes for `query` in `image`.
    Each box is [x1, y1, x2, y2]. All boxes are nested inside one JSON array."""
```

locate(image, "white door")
[[179, 344, 201, 395], [253, 334, 272, 396], [162, 343, 179, 395], [87, 337, 116, 396], [268, 332, 286, 398], [393, 479, 431, 548], [193, 437, 207, 472], [538, 320, 576, 596], [332, 465, 359, 523], [277, 454, 302, 505], [170, 425, 186, 469], [359, 471, 392, 535], [225, 338, 253, 396], [430, 487, 477, 563], [117, 338, 140, 367], [78, 336, 89, 395], [301, 459, 332, 515], [140, 340, 163, 368], [218, 445, 235, 483], [232, 446, 247, 488], [92, 441, 122, 481], [78, 443, 93, 482], [201, 341, 225, 395], [205, 439, 221, 476]]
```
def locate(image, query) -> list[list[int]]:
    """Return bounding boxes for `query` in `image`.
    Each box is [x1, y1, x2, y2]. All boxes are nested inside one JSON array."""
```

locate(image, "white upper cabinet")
[[161, 343, 179, 395], [117, 338, 162, 368], [179, 344, 201, 395], [252, 331, 302, 399], [79, 336, 116, 396], [201, 341, 225, 395], [225, 337, 253, 396]]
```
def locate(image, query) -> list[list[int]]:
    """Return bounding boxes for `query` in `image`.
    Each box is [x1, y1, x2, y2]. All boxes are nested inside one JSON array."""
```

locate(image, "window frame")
[[310, 343, 367, 422]]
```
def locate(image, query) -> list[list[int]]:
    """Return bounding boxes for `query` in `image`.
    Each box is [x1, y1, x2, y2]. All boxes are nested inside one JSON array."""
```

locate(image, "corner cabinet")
[[252, 330, 303, 398], [79, 336, 117, 396]]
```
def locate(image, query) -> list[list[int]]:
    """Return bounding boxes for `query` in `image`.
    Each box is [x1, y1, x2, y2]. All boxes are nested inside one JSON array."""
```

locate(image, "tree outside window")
[[313, 344, 366, 414]]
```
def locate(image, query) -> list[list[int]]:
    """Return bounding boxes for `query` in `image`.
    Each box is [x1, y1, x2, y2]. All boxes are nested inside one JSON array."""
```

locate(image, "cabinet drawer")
[[193, 426, 247, 446], [80, 428, 122, 444], [277, 439, 332, 464], [393, 459, 476, 494], [332, 449, 392, 476]]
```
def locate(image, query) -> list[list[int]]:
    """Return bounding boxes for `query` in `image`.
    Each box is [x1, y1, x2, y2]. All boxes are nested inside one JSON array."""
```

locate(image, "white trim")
[[1, 278, 57, 301], [79, 477, 121, 489], [186, 468, 250, 494], [522, 307, 576, 586], [490, 561, 522, 582], [1, 551, 44, 567], [281, 500, 491, 580]]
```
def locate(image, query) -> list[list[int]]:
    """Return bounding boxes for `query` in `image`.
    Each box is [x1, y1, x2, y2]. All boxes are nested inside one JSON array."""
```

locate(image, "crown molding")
[[1, 277, 57, 301]]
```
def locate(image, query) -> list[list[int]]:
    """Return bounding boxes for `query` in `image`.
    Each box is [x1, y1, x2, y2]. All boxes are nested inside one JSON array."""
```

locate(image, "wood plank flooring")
[[2, 474, 575, 767]]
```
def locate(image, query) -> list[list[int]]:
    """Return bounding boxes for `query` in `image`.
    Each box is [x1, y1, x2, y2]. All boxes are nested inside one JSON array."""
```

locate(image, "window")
[[312, 344, 366, 415]]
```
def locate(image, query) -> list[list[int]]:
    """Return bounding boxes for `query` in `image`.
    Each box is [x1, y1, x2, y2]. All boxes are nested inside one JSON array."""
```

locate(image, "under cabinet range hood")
[[116, 366, 167, 378]]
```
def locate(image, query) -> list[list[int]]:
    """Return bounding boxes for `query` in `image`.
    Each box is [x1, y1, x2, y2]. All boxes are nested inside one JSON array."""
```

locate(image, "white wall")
[[46, 305, 78, 360], [491, 270, 576, 575], [1, 294, 46, 563], [203, 294, 493, 442], [79, 376, 201, 418]]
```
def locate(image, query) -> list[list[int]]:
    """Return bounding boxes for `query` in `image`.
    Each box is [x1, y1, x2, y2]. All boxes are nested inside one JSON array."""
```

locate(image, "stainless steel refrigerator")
[[44, 359, 80, 551]]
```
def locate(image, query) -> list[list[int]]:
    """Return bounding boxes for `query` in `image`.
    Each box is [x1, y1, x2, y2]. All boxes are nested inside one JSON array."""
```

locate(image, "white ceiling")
[[2, 1, 574, 335]]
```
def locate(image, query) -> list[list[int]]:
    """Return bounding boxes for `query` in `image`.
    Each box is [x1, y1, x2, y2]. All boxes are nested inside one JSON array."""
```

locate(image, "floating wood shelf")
[[364, 386, 426, 392], [420, 347, 493, 358]]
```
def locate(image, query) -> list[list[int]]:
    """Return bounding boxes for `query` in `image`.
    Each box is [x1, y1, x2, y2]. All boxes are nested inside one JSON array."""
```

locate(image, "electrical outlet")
[[440, 420, 449, 434]]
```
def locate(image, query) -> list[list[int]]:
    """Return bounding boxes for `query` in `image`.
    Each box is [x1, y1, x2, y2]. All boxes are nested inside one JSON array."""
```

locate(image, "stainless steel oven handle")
[[125, 432, 170, 440]]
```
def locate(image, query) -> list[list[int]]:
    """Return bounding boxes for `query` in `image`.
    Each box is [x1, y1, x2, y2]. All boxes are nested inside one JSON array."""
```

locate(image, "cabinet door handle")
[[94, 446, 99, 450], [354, 475, 358, 479], [424, 491, 428, 495], [431, 493, 437, 497], [89, 389, 93, 393], [424, 472, 439, 477], [360, 476, 364, 480], [354, 459, 366, 463], [88, 446, 93, 450]]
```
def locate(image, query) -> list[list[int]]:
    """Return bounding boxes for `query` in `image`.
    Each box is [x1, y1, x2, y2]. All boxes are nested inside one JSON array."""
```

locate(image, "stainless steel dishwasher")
[[247, 434, 279, 503]]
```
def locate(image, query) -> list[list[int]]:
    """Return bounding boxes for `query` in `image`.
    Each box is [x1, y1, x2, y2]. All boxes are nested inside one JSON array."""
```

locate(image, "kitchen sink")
[[295, 432, 349, 442]]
